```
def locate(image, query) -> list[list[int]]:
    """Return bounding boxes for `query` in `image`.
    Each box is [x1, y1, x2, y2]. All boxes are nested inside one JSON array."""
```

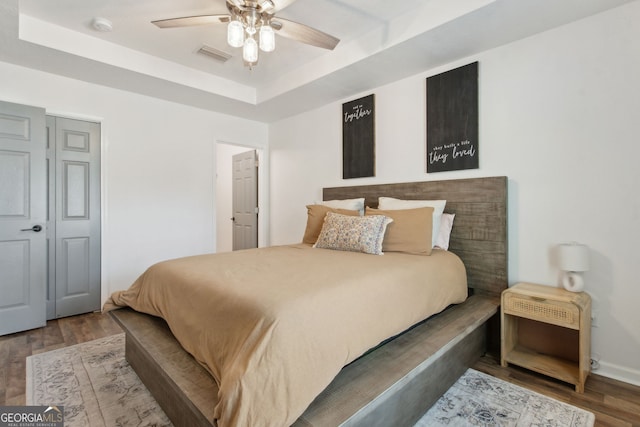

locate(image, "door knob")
[[20, 225, 42, 232]]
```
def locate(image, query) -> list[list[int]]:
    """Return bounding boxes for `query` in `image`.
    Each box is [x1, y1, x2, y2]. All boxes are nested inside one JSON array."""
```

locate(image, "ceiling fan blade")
[[152, 14, 230, 29], [271, 18, 339, 50]]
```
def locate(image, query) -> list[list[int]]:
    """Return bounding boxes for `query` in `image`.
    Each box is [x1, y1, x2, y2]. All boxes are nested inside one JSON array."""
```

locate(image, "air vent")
[[197, 45, 232, 63]]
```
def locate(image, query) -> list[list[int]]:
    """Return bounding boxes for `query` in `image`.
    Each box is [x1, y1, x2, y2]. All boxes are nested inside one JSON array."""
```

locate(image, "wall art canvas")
[[343, 94, 375, 179], [426, 62, 479, 173]]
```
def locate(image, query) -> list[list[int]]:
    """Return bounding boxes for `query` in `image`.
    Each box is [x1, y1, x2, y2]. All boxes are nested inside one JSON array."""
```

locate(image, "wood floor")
[[1, 312, 639, 426], [0, 312, 122, 406], [475, 356, 640, 427]]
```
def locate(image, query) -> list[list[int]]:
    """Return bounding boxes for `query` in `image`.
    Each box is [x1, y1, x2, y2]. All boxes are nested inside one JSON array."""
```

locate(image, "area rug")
[[26, 334, 171, 426], [417, 369, 595, 426], [27, 334, 595, 427]]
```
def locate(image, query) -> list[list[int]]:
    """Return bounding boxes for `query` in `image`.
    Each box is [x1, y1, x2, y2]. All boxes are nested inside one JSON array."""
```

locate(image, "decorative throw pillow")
[[366, 207, 434, 255], [302, 205, 360, 245], [377, 197, 446, 248], [313, 212, 392, 255], [435, 213, 456, 250]]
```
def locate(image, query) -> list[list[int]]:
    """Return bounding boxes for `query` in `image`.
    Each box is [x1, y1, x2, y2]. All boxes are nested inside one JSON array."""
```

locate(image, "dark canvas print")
[[426, 62, 479, 173], [343, 94, 375, 179]]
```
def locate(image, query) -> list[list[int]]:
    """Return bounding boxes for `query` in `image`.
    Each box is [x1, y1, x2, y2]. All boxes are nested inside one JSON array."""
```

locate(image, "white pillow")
[[316, 198, 365, 215], [435, 213, 455, 250], [377, 197, 446, 247]]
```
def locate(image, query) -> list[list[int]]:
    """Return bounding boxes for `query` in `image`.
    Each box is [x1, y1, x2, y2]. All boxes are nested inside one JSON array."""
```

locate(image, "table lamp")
[[558, 242, 590, 292]]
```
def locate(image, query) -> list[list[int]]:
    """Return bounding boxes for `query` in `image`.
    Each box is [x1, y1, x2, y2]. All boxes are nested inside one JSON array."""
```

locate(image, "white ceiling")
[[0, 0, 633, 122]]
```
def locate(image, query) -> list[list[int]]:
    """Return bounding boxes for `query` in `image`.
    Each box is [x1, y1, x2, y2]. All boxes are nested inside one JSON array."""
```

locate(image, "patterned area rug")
[[26, 334, 595, 427], [417, 369, 595, 426], [26, 334, 171, 426]]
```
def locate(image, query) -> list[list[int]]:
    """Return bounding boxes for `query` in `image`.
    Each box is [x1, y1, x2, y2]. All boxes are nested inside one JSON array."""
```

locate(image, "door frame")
[[214, 140, 269, 252]]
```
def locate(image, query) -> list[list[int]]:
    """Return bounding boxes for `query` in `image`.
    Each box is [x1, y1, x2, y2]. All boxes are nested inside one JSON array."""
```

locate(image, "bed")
[[107, 176, 508, 427]]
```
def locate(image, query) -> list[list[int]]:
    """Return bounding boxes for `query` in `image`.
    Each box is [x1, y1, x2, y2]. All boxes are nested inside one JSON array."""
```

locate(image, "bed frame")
[[110, 176, 508, 427]]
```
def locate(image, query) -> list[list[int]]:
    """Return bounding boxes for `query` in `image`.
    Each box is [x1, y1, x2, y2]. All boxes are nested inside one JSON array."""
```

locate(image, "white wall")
[[269, 2, 640, 385], [0, 61, 268, 305]]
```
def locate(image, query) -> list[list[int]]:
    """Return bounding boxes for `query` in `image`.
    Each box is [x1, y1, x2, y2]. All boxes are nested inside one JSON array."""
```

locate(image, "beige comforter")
[[104, 244, 467, 427]]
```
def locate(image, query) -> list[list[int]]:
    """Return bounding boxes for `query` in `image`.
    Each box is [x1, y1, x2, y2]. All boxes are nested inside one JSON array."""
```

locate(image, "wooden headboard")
[[323, 176, 508, 296]]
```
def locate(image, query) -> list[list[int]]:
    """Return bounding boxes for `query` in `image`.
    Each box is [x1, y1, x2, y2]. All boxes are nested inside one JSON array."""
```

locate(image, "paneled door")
[[47, 116, 101, 319], [0, 101, 47, 335], [232, 150, 258, 250]]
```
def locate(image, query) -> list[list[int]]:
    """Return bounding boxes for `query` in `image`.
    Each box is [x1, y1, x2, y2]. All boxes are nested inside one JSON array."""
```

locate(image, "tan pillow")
[[302, 205, 360, 244], [365, 207, 434, 255]]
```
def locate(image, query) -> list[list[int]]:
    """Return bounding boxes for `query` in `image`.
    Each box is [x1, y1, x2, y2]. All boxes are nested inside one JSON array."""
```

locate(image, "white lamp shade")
[[243, 36, 258, 63], [259, 25, 275, 52], [227, 20, 244, 48], [558, 243, 590, 272]]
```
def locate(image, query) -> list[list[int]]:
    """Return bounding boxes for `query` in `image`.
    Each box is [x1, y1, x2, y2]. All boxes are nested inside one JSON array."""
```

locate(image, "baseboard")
[[596, 361, 640, 387]]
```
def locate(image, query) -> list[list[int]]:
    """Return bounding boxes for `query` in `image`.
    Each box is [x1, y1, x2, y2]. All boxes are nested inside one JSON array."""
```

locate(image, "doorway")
[[231, 150, 258, 251], [215, 143, 260, 252]]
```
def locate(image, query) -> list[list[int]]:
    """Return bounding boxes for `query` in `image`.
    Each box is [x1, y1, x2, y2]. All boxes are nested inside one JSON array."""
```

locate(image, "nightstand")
[[501, 282, 591, 393]]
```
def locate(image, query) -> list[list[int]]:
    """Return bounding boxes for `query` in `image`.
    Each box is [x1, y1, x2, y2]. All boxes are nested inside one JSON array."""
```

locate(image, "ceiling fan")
[[151, 0, 340, 67]]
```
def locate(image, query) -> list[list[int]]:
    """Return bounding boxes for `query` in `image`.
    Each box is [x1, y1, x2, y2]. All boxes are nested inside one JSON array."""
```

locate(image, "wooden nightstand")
[[501, 282, 591, 393]]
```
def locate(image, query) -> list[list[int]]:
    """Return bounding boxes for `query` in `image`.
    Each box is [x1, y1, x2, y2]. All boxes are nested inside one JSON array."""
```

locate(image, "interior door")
[[232, 150, 258, 250], [0, 100, 47, 335], [51, 116, 101, 318]]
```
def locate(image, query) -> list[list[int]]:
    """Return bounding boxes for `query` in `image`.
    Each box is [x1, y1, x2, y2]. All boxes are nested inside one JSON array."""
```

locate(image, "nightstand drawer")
[[503, 292, 580, 329]]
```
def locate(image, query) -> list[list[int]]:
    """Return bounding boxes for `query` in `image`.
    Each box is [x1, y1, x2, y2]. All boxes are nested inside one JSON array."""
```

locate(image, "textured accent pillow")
[[316, 198, 365, 215], [366, 207, 434, 255], [313, 212, 392, 255], [435, 213, 456, 250], [302, 205, 360, 244], [377, 197, 446, 248]]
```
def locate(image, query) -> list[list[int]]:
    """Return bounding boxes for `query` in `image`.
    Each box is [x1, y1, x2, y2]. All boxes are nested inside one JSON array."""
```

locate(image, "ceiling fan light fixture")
[[227, 20, 244, 48], [153, 1, 340, 69], [243, 36, 259, 63], [259, 24, 275, 52]]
